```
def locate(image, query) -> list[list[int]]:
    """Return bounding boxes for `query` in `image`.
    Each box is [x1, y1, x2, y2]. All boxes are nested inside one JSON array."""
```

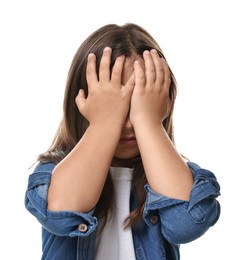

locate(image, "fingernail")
[[151, 49, 157, 54], [104, 47, 111, 52]]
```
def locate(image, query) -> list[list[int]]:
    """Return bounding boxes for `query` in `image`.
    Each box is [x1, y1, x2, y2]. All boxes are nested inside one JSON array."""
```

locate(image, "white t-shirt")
[[94, 167, 136, 260]]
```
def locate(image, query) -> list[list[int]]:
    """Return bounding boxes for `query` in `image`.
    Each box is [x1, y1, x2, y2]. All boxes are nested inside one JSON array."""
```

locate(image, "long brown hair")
[[38, 23, 177, 227]]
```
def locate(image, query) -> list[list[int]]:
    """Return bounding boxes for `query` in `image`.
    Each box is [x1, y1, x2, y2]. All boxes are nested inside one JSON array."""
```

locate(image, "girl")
[[25, 23, 221, 260]]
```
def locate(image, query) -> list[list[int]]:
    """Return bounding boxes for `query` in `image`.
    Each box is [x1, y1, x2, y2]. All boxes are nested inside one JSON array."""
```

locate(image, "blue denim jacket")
[[25, 161, 220, 260]]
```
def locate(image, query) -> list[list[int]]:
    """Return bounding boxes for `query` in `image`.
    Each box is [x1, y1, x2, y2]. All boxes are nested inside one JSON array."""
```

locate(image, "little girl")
[[25, 23, 221, 260]]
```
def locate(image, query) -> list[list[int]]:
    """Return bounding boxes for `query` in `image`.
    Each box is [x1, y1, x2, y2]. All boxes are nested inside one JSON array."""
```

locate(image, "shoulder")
[[27, 161, 56, 187], [33, 161, 56, 173]]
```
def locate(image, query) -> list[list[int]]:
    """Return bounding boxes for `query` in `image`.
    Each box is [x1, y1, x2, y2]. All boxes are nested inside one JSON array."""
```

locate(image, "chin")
[[112, 154, 141, 167], [114, 153, 139, 160], [114, 149, 140, 159]]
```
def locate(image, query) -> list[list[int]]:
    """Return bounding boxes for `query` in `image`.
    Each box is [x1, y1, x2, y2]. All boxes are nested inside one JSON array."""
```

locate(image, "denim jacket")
[[25, 161, 221, 260]]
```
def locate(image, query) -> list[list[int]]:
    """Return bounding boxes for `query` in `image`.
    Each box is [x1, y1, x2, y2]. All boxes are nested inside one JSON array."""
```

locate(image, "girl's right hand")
[[75, 47, 134, 129]]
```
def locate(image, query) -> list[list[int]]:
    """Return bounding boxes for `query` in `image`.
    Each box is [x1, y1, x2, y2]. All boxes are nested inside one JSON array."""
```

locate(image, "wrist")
[[88, 122, 123, 137], [132, 116, 163, 130], [134, 120, 166, 137]]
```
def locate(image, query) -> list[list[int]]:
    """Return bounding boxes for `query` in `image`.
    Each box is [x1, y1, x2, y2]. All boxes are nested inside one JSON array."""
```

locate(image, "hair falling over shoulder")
[[37, 23, 177, 228]]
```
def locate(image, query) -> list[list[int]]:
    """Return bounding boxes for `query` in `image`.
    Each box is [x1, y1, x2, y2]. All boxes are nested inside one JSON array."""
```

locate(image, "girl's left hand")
[[130, 49, 172, 127]]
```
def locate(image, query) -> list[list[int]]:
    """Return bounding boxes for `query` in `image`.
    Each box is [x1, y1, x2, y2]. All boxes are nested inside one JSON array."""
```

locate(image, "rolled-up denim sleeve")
[[24, 162, 98, 237], [143, 161, 221, 244]]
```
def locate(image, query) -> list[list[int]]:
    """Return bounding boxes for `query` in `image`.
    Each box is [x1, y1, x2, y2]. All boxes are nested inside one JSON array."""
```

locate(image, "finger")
[[86, 53, 98, 91], [99, 47, 112, 82], [161, 59, 171, 91], [134, 60, 145, 88], [78, 88, 86, 99], [111, 55, 125, 86], [143, 50, 155, 86], [150, 49, 164, 87], [124, 72, 135, 92], [75, 89, 86, 111]]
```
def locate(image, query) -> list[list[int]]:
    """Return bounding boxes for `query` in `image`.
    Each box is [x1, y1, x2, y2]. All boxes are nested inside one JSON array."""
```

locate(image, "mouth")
[[119, 137, 137, 146]]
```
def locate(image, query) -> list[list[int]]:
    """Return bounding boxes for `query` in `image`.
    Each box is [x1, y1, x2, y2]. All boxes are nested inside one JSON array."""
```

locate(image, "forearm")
[[47, 124, 121, 212], [134, 122, 193, 201]]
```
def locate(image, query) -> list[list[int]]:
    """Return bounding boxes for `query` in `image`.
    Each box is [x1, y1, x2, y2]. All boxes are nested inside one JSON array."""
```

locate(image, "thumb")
[[75, 89, 86, 111]]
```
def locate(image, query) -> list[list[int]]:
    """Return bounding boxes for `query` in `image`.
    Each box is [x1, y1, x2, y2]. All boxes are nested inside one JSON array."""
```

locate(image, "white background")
[[0, 0, 239, 259]]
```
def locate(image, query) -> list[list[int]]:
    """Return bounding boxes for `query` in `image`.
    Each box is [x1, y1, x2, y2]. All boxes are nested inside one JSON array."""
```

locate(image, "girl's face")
[[112, 56, 141, 164]]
